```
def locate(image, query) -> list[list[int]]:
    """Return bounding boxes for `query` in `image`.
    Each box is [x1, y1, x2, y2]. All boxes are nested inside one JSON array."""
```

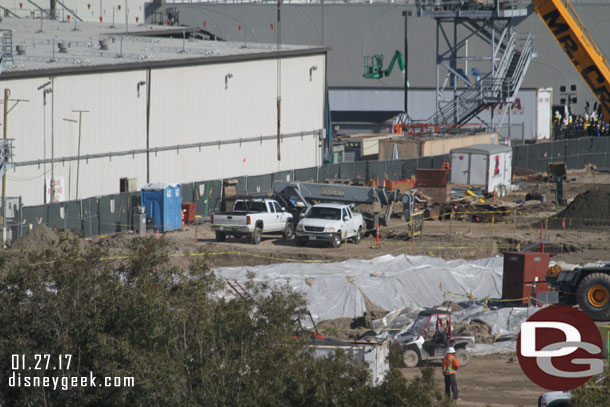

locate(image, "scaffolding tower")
[[416, 0, 533, 133]]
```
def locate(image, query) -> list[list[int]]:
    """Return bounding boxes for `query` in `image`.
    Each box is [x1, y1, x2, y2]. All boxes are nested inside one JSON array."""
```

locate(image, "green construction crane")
[[363, 50, 406, 79]]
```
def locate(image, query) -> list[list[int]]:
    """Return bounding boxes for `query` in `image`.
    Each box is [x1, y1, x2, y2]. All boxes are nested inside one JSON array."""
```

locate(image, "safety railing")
[[416, 0, 525, 14]]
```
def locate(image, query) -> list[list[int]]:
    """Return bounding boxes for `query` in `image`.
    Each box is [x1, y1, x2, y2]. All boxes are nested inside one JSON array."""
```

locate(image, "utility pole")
[[2, 89, 8, 246], [276, 0, 281, 161], [1, 90, 28, 247], [50, 77, 56, 203], [63, 110, 88, 201]]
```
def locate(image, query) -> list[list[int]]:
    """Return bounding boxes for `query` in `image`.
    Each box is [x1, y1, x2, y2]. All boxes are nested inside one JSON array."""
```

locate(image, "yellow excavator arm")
[[532, 0, 610, 121]]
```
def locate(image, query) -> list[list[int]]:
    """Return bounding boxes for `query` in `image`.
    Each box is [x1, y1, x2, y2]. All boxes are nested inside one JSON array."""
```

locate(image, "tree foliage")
[[570, 363, 610, 406], [0, 236, 451, 406]]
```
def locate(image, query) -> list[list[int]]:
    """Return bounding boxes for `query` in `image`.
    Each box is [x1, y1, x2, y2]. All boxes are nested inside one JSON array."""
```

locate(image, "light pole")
[[37, 80, 52, 203], [72, 110, 88, 201], [62, 117, 77, 199], [402, 10, 411, 123], [62, 110, 89, 201]]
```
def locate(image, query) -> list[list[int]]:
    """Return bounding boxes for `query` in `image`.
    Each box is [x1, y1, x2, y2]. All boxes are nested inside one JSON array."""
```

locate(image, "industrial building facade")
[[144, 1, 610, 140], [1, 21, 327, 206]]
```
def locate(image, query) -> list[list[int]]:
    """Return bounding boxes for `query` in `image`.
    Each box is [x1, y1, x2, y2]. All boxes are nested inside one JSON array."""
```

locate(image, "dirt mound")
[[316, 294, 388, 341], [11, 224, 70, 250], [94, 232, 134, 250], [454, 321, 494, 344], [316, 317, 374, 341], [551, 186, 610, 228]]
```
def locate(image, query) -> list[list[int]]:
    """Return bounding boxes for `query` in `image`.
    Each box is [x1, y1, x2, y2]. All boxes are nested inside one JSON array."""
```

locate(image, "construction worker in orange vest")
[[442, 346, 460, 400]]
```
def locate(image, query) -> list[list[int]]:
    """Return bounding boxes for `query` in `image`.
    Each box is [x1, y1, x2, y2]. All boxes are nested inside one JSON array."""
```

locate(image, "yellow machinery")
[[532, 0, 610, 121]]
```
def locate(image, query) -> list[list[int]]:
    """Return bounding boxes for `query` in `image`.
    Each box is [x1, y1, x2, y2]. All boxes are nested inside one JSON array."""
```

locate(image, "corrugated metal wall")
[[2, 71, 148, 205], [148, 54, 325, 182], [3, 53, 325, 206]]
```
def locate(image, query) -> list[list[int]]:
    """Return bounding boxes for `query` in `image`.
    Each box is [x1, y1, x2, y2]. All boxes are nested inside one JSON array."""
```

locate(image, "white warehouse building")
[[0, 17, 327, 206]]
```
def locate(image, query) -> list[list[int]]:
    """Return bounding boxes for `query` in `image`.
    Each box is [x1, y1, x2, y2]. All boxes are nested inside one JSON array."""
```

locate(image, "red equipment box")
[[502, 251, 550, 303], [181, 202, 197, 224]]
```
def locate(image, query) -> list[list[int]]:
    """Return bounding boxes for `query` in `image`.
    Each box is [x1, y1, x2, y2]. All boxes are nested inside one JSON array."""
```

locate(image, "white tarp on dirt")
[[213, 254, 504, 323], [453, 305, 540, 339], [469, 341, 517, 355]]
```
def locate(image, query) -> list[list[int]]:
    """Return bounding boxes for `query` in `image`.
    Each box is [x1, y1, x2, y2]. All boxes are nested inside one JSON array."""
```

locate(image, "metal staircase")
[[430, 30, 533, 126], [0, 29, 15, 66], [417, 0, 533, 130]]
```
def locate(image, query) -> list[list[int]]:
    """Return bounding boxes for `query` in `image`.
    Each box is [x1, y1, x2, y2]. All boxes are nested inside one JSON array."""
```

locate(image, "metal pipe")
[[15, 129, 324, 167], [145, 70, 151, 183]]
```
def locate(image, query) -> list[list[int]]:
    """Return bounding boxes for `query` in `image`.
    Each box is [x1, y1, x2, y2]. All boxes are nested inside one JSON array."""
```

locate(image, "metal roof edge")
[[114, 27, 199, 36], [0, 46, 330, 79], [450, 144, 512, 154]]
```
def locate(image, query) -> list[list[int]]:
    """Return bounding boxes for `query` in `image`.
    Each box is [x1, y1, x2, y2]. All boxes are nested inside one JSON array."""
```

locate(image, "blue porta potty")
[[141, 183, 182, 232]]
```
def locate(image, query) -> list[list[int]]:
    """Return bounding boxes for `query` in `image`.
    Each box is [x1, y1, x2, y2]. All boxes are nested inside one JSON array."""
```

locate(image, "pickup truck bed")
[[211, 198, 293, 244]]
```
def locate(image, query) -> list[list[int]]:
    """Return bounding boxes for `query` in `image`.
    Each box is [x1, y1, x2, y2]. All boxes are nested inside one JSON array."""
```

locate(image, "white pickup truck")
[[295, 203, 364, 248], [211, 198, 293, 245]]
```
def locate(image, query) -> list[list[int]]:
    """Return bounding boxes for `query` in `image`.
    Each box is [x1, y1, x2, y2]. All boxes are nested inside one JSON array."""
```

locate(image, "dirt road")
[[122, 215, 609, 270], [401, 354, 546, 407]]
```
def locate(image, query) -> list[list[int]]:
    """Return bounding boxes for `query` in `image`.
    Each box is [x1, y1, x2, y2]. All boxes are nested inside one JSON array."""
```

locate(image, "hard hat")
[[446, 347, 456, 354]]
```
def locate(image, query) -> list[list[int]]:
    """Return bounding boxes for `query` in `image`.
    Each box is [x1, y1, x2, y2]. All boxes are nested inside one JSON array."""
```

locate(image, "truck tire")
[[455, 349, 471, 367], [250, 228, 262, 245], [576, 272, 610, 320], [215, 231, 226, 242], [402, 349, 420, 368], [331, 233, 342, 249], [352, 228, 362, 244], [283, 223, 294, 240]]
